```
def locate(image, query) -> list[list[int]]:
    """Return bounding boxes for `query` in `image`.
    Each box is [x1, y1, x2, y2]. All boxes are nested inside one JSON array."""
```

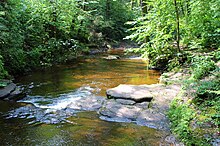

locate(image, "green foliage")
[[196, 80, 220, 101], [90, 0, 136, 40], [195, 80, 220, 127], [169, 66, 220, 146], [0, 0, 137, 76], [0, 55, 8, 79], [0, 81, 8, 88], [211, 48, 220, 61], [193, 73, 220, 127], [126, 0, 220, 68], [126, 0, 220, 145], [125, 0, 184, 68], [186, 0, 220, 49], [168, 99, 210, 146], [190, 55, 216, 80]]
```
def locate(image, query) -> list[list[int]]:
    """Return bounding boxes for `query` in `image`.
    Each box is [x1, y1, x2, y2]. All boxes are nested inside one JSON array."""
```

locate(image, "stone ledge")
[[106, 84, 156, 102], [0, 83, 16, 99]]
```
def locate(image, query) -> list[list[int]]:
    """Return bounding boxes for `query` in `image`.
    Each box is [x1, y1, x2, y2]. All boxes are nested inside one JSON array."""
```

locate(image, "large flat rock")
[[0, 83, 16, 99], [101, 84, 181, 130], [106, 84, 154, 102]]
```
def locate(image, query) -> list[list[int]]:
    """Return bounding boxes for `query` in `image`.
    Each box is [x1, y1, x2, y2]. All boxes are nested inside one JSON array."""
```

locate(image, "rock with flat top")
[[106, 84, 154, 102], [6, 87, 24, 101], [101, 83, 181, 130], [115, 99, 136, 105], [0, 83, 16, 99]]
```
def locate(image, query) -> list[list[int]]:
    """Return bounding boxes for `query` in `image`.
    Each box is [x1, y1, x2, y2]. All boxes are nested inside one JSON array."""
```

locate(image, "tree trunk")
[[173, 0, 180, 52], [139, 0, 143, 14], [131, 0, 134, 10], [139, 0, 148, 15], [106, 0, 110, 19], [142, 0, 148, 14], [82, 0, 86, 11], [186, 0, 190, 16]]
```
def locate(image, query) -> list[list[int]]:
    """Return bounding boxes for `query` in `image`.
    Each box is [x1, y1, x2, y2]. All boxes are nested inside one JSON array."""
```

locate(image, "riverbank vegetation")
[[126, 0, 220, 69], [0, 0, 219, 145], [0, 0, 137, 77], [167, 52, 219, 145], [125, 0, 220, 145]]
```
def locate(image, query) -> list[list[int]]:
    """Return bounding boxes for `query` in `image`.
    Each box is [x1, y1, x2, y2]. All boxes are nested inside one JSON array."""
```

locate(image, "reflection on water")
[[0, 110, 166, 146], [0, 53, 165, 145], [15, 56, 160, 96]]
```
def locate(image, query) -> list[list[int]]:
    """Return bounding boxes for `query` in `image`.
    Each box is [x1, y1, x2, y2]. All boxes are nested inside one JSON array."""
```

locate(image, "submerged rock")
[[66, 95, 106, 111], [102, 55, 120, 60], [7, 104, 78, 124], [7, 83, 181, 131]]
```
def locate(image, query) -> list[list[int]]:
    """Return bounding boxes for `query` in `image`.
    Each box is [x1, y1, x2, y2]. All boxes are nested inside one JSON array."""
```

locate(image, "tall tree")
[[106, 0, 110, 19], [173, 0, 180, 52]]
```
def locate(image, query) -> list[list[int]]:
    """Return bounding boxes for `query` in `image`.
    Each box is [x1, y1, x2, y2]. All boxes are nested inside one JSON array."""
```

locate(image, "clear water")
[[0, 52, 168, 145]]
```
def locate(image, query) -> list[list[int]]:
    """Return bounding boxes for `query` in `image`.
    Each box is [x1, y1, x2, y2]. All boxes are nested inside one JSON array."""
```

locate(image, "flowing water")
[[0, 51, 169, 145]]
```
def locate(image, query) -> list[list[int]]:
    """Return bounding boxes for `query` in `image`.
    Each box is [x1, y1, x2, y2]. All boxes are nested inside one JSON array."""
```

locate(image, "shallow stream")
[[0, 51, 170, 145]]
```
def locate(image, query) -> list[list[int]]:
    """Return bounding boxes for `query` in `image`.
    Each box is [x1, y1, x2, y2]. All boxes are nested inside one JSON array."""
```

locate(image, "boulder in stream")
[[99, 99, 142, 123], [106, 84, 154, 102], [0, 80, 24, 100], [100, 84, 181, 131], [0, 82, 16, 99]]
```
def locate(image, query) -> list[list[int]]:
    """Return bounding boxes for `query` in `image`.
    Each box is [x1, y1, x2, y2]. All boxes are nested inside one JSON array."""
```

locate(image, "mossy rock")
[[0, 80, 11, 88]]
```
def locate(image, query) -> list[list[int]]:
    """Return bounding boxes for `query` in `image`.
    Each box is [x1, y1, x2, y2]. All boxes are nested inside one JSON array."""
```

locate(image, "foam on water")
[[19, 85, 95, 109], [6, 86, 100, 124]]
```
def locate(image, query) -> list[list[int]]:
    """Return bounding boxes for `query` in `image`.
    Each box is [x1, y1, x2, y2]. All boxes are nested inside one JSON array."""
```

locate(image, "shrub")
[[168, 98, 211, 146], [190, 56, 216, 80], [196, 80, 220, 101], [0, 55, 8, 79]]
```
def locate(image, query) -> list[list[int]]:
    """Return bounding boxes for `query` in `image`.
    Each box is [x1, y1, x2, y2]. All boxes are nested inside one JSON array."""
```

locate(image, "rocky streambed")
[[0, 80, 23, 100], [101, 84, 181, 131], [1, 54, 185, 145], [8, 83, 181, 131]]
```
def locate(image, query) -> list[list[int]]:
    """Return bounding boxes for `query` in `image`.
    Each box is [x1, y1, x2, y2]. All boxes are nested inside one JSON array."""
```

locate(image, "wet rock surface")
[[6, 86, 107, 124], [6, 104, 78, 124], [5, 87, 24, 101], [99, 99, 142, 122], [66, 95, 105, 111], [115, 99, 136, 105], [6, 84, 181, 131], [102, 55, 120, 60], [100, 84, 181, 131], [106, 84, 154, 102], [0, 83, 16, 99], [0, 80, 24, 100]]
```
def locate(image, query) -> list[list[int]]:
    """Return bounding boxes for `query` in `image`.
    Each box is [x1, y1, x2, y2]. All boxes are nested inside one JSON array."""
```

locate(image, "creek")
[[0, 51, 170, 145]]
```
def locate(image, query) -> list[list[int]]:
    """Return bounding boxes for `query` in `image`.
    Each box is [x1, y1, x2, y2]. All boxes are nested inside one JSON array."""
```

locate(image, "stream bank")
[[161, 60, 220, 146]]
